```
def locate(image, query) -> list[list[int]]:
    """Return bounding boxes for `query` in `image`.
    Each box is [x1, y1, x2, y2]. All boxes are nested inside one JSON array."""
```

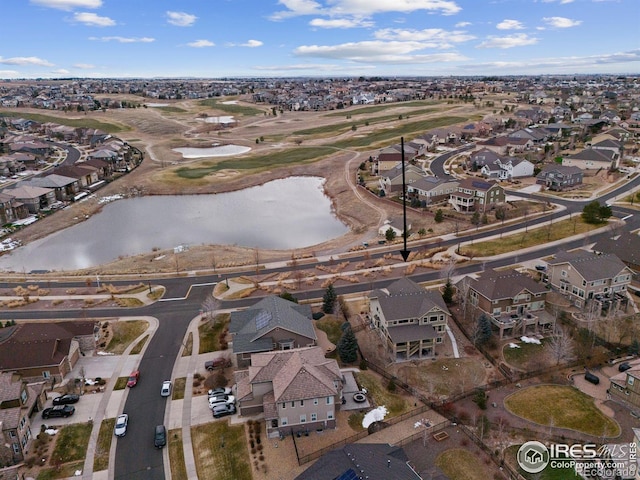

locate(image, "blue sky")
[[0, 0, 638, 79]]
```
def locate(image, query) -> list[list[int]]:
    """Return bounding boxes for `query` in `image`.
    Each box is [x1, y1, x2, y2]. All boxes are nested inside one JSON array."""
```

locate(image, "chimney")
[[52, 338, 61, 358]]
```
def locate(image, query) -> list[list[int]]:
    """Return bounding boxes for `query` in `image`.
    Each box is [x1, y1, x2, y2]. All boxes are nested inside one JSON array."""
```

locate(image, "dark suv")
[[154, 425, 167, 448], [42, 405, 75, 419], [52, 394, 80, 405]]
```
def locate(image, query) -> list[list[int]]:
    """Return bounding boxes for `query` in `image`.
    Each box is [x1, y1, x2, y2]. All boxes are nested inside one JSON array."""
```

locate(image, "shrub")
[[387, 378, 397, 393]]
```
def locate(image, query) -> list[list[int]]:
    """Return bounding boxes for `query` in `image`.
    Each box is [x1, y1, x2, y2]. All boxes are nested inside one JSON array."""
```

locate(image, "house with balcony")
[[536, 165, 583, 191], [406, 176, 459, 206], [3, 185, 55, 214], [368, 277, 450, 362], [229, 295, 317, 369], [546, 249, 632, 309], [562, 148, 619, 171], [234, 346, 342, 438], [378, 163, 425, 195], [466, 268, 552, 339], [0, 372, 46, 466], [449, 177, 505, 213]]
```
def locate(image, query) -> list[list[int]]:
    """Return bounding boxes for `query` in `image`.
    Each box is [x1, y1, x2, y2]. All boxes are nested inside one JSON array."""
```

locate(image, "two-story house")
[[229, 295, 317, 369], [0, 372, 46, 465], [234, 346, 342, 438], [449, 177, 505, 213], [536, 165, 583, 191], [466, 268, 552, 339], [609, 363, 640, 408], [406, 176, 459, 206], [368, 278, 450, 362], [546, 250, 632, 309]]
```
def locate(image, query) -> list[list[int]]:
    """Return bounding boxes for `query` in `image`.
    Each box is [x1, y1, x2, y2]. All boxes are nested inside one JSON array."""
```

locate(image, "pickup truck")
[[205, 358, 231, 371]]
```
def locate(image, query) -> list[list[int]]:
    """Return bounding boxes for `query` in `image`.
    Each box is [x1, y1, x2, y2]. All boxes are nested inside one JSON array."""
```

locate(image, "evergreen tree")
[[442, 280, 454, 305], [474, 314, 493, 345], [385, 227, 396, 242], [322, 284, 337, 314], [629, 339, 640, 356], [338, 326, 359, 363], [278, 291, 298, 303], [434, 209, 444, 223]]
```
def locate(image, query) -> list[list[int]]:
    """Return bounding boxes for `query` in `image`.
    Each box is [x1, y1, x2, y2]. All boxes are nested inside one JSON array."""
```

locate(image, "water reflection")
[[0, 177, 348, 272]]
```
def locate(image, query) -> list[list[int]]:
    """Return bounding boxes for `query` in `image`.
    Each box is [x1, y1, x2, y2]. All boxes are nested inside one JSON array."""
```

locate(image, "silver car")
[[114, 414, 128, 437]]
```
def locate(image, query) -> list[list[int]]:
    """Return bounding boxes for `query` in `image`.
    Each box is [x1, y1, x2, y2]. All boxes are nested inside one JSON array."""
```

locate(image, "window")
[[629, 376, 635, 386], [281, 417, 288, 426], [42, 371, 51, 379], [436, 337, 443, 344], [291, 401, 295, 408], [300, 415, 306, 423], [20, 389, 27, 404], [327, 412, 334, 420], [311, 413, 317, 422], [9, 430, 16, 439], [561, 270, 567, 278], [300, 400, 304, 407], [326, 396, 333, 405], [313, 398, 318, 405], [12, 444, 19, 454], [281, 403, 286, 409]]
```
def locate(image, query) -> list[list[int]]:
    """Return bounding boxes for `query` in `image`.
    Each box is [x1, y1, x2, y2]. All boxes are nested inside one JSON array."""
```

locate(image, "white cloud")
[[30, 0, 102, 10], [0, 70, 19, 77], [374, 28, 475, 46], [242, 40, 263, 47], [496, 19, 525, 30], [294, 40, 467, 63], [166, 11, 197, 27], [309, 17, 374, 28], [477, 33, 538, 49], [0, 56, 54, 66], [73, 63, 95, 69], [89, 36, 155, 43], [52, 69, 71, 74], [73, 12, 115, 26], [187, 40, 215, 48], [540, 0, 574, 3], [271, 0, 461, 20], [543, 16, 582, 28], [455, 21, 471, 27]]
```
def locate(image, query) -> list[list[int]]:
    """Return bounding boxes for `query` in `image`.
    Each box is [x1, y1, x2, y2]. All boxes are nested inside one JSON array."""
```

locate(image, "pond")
[[0, 177, 349, 272]]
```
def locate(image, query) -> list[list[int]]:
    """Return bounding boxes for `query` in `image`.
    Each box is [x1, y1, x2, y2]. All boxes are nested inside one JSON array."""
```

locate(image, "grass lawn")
[[130, 334, 149, 355], [503, 339, 548, 370], [324, 100, 437, 116], [50, 423, 93, 466], [504, 385, 620, 437], [191, 422, 251, 480], [168, 428, 188, 480], [504, 445, 581, 480], [181, 332, 193, 357], [198, 314, 230, 353], [105, 320, 149, 354], [397, 358, 487, 398], [315, 315, 345, 344], [354, 371, 409, 416], [37, 461, 85, 480], [461, 218, 602, 257], [173, 377, 186, 400], [93, 418, 116, 472], [435, 448, 494, 480], [113, 377, 128, 390], [198, 99, 264, 116]]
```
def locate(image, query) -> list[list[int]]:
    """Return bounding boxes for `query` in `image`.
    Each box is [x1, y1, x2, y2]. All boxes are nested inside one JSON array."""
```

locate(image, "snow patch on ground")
[[520, 336, 541, 344], [362, 406, 388, 428]]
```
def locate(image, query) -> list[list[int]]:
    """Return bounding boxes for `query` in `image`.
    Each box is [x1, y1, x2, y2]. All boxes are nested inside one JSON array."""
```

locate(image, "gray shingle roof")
[[470, 268, 547, 301], [593, 233, 640, 270], [549, 250, 629, 281], [369, 277, 450, 321]]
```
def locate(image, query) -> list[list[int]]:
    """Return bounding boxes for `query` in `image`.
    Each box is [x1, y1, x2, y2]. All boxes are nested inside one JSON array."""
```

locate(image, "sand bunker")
[[172, 144, 251, 159]]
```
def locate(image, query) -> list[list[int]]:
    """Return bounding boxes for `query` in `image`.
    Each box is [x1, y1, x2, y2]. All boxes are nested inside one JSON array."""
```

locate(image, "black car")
[[42, 405, 75, 419], [619, 362, 632, 372], [212, 403, 236, 418], [154, 425, 167, 448], [52, 394, 80, 405]]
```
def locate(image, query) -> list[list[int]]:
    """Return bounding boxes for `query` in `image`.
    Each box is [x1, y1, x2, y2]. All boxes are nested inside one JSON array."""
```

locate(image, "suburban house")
[[368, 277, 450, 362], [562, 148, 620, 170], [476, 136, 532, 155], [536, 165, 583, 191], [294, 443, 422, 480], [449, 178, 505, 213], [0, 372, 46, 465], [229, 295, 317, 368], [479, 156, 534, 180], [545, 250, 633, 309], [592, 233, 640, 274], [52, 164, 100, 189], [27, 174, 80, 202], [0, 321, 98, 382], [234, 346, 342, 438], [465, 268, 552, 339], [4, 185, 56, 214], [509, 127, 554, 144], [378, 218, 411, 239], [406, 176, 459, 206], [0, 193, 21, 224], [378, 163, 425, 195], [609, 362, 640, 408]]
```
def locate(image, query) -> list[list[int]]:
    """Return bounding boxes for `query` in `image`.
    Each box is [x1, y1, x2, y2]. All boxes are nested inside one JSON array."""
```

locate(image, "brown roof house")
[[234, 346, 342, 438], [0, 321, 97, 383], [368, 278, 450, 362], [4, 185, 55, 214], [465, 268, 553, 339], [229, 295, 317, 369], [0, 372, 46, 466], [449, 177, 505, 213], [609, 360, 640, 409]]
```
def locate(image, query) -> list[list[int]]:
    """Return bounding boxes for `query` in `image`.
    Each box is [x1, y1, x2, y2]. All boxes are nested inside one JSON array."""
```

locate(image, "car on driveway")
[[212, 403, 236, 418], [208, 387, 232, 397], [205, 358, 231, 371], [619, 362, 632, 372], [42, 405, 75, 419], [154, 425, 167, 448], [127, 370, 140, 388], [208, 394, 235, 409], [114, 414, 128, 437], [52, 394, 80, 405], [161, 381, 172, 397]]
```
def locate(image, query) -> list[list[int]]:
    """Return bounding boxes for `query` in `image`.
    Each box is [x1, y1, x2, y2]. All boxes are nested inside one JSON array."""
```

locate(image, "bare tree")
[[546, 327, 575, 365], [457, 277, 471, 320], [440, 257, 457, 281], [201, 295, 221, 323]]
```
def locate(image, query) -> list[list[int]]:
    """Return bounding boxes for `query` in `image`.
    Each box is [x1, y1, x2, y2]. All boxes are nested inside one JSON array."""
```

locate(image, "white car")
[[114, 414, 128, 437], [208, 395, 235, 409], [161, 380, 172, 397], [208, 387, 232, 397]]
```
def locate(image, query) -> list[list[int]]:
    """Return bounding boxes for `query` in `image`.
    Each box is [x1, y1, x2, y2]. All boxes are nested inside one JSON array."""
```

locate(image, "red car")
[[126, 370, 140, 388]]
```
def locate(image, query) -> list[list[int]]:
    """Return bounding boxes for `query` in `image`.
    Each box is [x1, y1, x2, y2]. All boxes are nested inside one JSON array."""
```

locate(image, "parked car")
[[205, 358, 231, 371], [127, 370, 140, 388], [619, 362, 632, 372], [52, 394, 80, 405], [161, 380, 172, 397], [208, 387, 232, 397], [208, 394, 235, 408], [114, 414, 128, 437], [154, 425, 167, 448], [42, 405, 75, 419], [212, 403, 236, 418], [585, 371, 600, 385]]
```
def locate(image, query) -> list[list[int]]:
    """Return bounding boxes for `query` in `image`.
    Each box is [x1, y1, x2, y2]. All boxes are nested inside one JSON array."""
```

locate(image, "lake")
[[0, 177, 348, 272]]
